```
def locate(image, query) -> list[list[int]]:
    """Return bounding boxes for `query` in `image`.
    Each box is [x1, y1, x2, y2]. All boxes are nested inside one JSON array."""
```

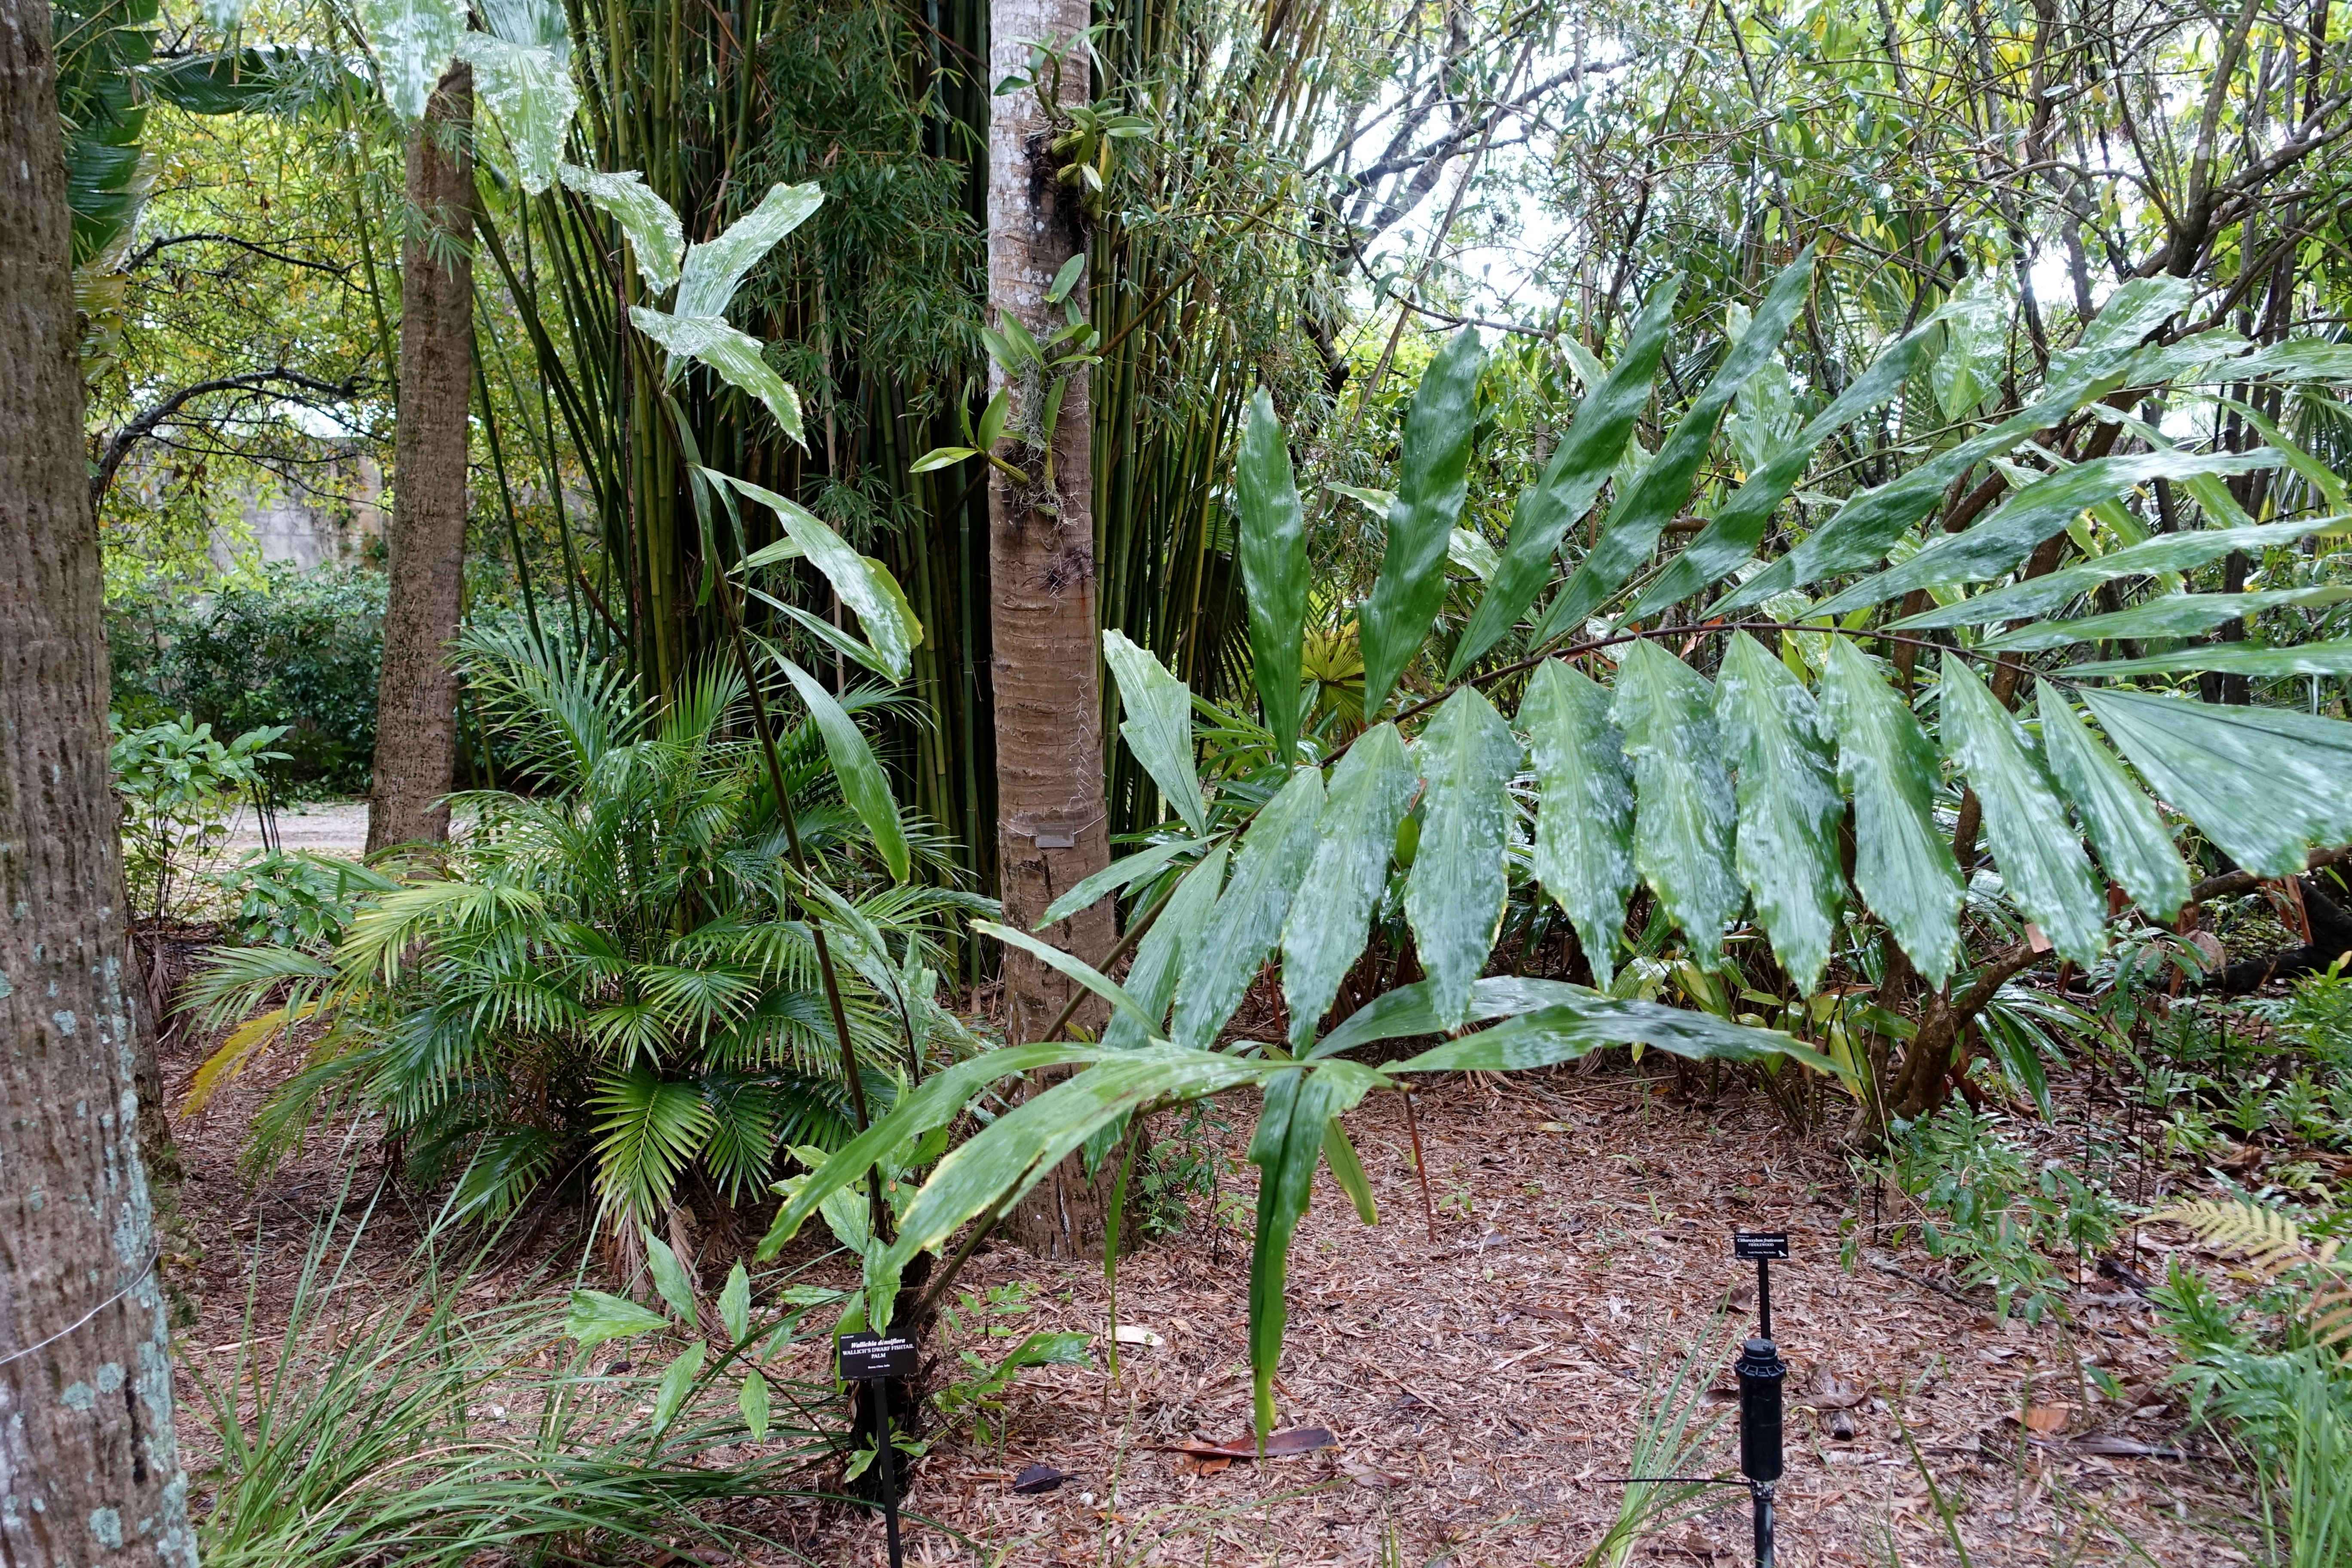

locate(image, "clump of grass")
[[190, 1209, 845, 1568]]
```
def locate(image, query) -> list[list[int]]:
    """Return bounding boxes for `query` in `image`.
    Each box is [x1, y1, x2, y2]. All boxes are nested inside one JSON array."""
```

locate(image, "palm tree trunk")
[[0, 2, 195, 1556], [988, 0, 1120, 1256], [368, 63, 475, 854]]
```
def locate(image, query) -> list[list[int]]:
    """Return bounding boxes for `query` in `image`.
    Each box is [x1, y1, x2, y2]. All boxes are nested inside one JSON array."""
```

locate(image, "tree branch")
[[91, 368, 359, 506], [123, 231, 353, 279]]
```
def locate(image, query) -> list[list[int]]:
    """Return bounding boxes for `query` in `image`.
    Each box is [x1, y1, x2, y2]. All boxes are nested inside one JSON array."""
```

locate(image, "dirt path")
[[161, 1035, 2249, 1566], [217, 799, 372, 854]]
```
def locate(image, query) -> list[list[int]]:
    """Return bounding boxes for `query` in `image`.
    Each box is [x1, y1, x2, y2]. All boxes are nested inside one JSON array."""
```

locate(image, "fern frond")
[[2149, 1199, 2311, 1277]]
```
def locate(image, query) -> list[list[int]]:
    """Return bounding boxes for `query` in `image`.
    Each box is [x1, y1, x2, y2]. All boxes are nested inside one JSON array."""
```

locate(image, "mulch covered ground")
[[162, 1013, 2265, 1567]]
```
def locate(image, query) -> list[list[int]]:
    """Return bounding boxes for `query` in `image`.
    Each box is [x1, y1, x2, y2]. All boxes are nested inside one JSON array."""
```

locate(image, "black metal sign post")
[[838, 1330, 918, 1568], [1731, 1233, 1789, 1568]]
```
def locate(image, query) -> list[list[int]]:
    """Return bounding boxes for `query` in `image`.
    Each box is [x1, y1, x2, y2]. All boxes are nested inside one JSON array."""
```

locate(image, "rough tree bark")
[[986, 0, 1120, 1258], [367, 62, 475, 856], [1, 0, 197, 1557]]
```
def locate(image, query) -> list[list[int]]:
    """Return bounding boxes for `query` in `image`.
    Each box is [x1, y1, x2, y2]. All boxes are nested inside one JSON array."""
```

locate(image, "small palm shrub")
[[185, 627, 988, 1225]]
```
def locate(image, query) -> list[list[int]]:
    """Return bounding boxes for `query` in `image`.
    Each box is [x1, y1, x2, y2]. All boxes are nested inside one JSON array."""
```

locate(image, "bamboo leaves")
[[1359, 329, 1486, 715], [1522, 659, 1635, 987], [1938, 657, 2104, 963], [1103, 631, 1209, 836], [1404, 691, 1521, 1029], [1611, 643, 1740, 966], [1715, 632, 1843, 992], [1237, 389, 1309, 764], [1281, 725, 1416, 1047], [1819, 639, 1963, 985]]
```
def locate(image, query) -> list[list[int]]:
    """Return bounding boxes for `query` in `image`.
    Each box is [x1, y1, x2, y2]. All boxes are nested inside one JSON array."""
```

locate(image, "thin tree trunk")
[[987, 0, 1119, 1258], [368, 62, 475, 855], [0, 1, 196, 1556]]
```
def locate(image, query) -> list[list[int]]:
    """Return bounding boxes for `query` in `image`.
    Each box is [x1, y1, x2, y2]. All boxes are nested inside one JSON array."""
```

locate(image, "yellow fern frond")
[[2148, 1199, 2309, 1276]]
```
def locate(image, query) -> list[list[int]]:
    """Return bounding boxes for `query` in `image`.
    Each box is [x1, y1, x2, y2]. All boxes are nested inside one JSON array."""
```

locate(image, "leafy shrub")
[[213, 849, 395, 949], [183, 627, 983, 1224], [110, 562, 384, 791], [110, 714, 287, 920]]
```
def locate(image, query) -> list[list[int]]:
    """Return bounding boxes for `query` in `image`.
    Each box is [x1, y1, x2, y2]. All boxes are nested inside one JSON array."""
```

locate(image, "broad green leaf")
[[1892, 518, 2348, 629], [1522, 659, 1635, 987], [1938, 656, 2105, 964], [631, 309, 805, 444], [1322, 1119, 1378, 1224], [1537, 251, 1813, 640], [1237, 389, 1309, 763], [1104, 846, 1228, 1050], [651, 1341, 707, 1430], [1450, 278, 1678, 675], [1715, 632, 1843, 992], [1813, 450, 2282, 616], [739, 1370, 771, 1440], [1715, 277, 2196, 613], [675, 182, 824, 321], [1246, 1061, 1384, 1437], [1311, 974, 1595, 1059], [1102, 631, 1208, 836], [475, 0, 569, 54], [1039, 836, 1201, 928], [1281, 724, 1416, 1047], [1610, 642, 1741, 965], [454, 33, 573, 195], [756, 1042, 1114, 1256], [1171, 768, 1325, 1049], [1391, 997, 1838, 1075], [642, 1230, 699, 1327], [2066, 640, 2352, 678], [2080, 690, 2352, 878], [2230, 339, 2352, 382], [974, 920, 1160, 1038], [777, 659, 909, 881], [1624, 323, 1929, 623], [710, 472, 920, 680], [1819, 639, 1964, 985], [1403, 689, 1522, 1027], [1929, 273, 2008, 420], [1359, 329, 1486, 714], [557, 165, 685, 294], [356, 0, 464, 119], [1983, 586, 2352, 652], [883, 1048, 1279, 1281], [718, 1262, 751, 1344], [564, 1289, 671, 1348], [2034, 686, 2190, 918]]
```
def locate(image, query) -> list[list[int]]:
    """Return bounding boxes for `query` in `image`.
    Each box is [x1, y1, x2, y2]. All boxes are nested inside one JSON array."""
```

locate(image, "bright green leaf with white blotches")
[[1937, 656, 2105, 964], [1981, 587, 2352, 652], [1819, 639, 1963, 986], [650, 1341, 707, 1430], [2081, 689, 2352, 880], [1611, 641, 1741, 965], [1390, 995, 1839, 1076], [1040, 836, 1201, 929], [1103, 630, 1208, 836], [1282, 723, 1415, 1048], [455, 33, 574, 194], [558, 165, 685, 294], [2064, 640, 2352, 679], [1247, 1061, 1385, 1439], [1237, 389, 1309, 765], [1105, 845, 1228, 1050], [564, 1289, 671, 1348], [2034, 686, 2190, 919], [1171, 767, 1324, 1049], [642, 1228, 699, 1327], [1404, 689, 1521, 1029], [1358, 329, 1485, 715], [357, 0, 465, 119], [631, 309, 805, 444], [1714, 632, 1843, 992], [710, 472, 920, 680], [1522, 659, 1635, 988], [675, 182, 823, 320], [718, 1262, 751, 1344], [739, 1369, 771, 1440], [777, 659, 909, 882]]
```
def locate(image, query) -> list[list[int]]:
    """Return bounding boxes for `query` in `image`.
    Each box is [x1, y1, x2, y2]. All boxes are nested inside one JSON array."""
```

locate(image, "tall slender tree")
[[986, 0, 1120, 1255], [0, 0, 196, 1557], [367, 61, 474, 854]]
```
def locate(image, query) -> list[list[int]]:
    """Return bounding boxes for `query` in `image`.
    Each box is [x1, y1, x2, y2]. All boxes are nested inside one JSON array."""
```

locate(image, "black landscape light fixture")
[[1732, 1232, 1789, 1567]]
